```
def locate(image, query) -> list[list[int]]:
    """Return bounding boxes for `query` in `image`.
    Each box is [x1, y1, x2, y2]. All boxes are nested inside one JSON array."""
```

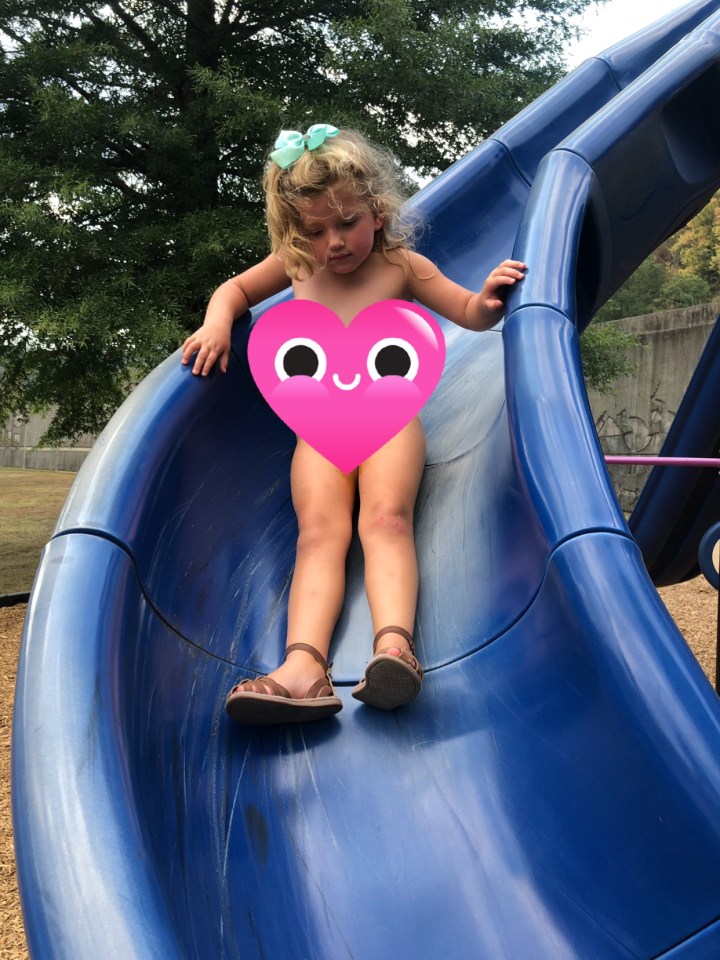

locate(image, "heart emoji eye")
[[367, 337, 419, 381], [275, 337, 327, 381]]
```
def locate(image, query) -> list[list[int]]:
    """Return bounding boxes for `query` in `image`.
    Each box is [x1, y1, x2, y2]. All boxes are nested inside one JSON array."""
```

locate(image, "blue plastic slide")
[[12, 2, 720, 957]]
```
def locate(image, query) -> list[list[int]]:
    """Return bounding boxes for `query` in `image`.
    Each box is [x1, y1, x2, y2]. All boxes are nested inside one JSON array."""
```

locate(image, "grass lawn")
[[0, 468, 76, 595]]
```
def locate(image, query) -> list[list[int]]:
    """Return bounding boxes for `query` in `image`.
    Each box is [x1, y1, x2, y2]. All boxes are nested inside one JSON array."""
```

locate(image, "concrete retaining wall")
[[587, 302, 719, 512], [0, 413, 95, 472]]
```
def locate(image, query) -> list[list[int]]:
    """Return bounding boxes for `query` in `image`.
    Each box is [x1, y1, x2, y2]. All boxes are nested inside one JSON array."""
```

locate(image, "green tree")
[[581, 190, 720, 394], [1, 0, 596, 443], [580, 323, 640, 395], [594, 257, 668, 323], [658, 274, 712, 309], [669, 191, 720, 295], [595, 191, 720, 328]]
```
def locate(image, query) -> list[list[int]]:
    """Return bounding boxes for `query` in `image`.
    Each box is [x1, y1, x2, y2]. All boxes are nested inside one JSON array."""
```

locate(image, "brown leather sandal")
[[225, 643, 343, 725], [351, 626, 423, 710]]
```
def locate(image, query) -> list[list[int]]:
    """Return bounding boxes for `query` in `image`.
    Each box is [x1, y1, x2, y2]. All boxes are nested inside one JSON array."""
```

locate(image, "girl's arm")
[[406, 252, 526, 332], [181, 254, 289, 376]]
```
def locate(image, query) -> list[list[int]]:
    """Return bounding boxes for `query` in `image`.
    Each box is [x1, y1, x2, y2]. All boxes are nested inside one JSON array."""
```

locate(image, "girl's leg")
[[257, 438, 356, 699], [357, 417, 427, 657]]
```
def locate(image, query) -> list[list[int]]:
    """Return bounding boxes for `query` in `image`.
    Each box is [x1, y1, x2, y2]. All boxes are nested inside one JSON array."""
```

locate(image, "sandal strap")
[[286, 643, 336, 699], [229, 671, 334, 701], [231, 675, 291, 698], [305, 676, 334, 699], [286, 642, 331, 671], [373, 626, 415, 654]]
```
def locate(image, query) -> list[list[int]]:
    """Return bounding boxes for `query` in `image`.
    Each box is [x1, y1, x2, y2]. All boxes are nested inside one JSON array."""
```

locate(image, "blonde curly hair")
[[263, 128, 420, 280]]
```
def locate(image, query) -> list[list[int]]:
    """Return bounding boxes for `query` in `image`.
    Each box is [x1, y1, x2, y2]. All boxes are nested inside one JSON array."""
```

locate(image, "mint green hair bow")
[[270, 124, 340, 169]]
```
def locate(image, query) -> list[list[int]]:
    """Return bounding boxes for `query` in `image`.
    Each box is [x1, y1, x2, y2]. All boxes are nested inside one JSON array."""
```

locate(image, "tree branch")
[[77, 3, 146, 59], [104, 0, 162, 54], [150, 0, 187, 20], [219, 0, 237, 29], [101, 172, 146, 200], [0, 23, 30, 47], [233, 0, 336, 38], [2, 12, 77, 42]]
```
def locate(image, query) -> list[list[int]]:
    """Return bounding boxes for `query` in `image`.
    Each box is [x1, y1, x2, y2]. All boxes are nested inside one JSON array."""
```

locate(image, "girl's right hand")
[[181, 323, 232, 376], [180, 257, 289, 376]]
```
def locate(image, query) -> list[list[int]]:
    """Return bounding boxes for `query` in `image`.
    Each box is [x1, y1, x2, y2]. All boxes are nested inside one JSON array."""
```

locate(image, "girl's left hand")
[[481, 260, 527, 318]]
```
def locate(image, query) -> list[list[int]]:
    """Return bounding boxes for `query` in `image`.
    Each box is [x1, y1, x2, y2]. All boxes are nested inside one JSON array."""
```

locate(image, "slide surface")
[[12, 2, 720, 958]]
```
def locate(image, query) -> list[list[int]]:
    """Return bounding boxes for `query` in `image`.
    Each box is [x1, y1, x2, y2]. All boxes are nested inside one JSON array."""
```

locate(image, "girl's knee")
[[358, 504, 414, 546], [296, 510, 353, 553]]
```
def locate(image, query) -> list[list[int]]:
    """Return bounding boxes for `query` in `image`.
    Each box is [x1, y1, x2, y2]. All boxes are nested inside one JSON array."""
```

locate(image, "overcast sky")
[[565, 0, 699, 66]]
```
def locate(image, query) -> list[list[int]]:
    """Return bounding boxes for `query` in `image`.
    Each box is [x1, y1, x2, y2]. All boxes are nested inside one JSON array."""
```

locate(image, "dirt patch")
[[660, 576, 718, 683], [1, 579, 718, 954], [1, 603, 29, 960]]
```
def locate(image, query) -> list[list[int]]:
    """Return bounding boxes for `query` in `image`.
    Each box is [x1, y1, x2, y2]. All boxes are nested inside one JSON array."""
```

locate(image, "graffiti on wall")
[[594, 387, 677, 511]]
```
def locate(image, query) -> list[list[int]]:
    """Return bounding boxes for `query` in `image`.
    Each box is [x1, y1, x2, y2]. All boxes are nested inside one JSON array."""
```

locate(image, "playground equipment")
[[698, 521, 720, 691], [12, 1, 720, 957], [700, 523, 720, 591]]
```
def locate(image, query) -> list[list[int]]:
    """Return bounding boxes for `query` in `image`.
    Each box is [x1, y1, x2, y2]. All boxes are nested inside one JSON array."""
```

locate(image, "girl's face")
[[298, 186, 383, 274]]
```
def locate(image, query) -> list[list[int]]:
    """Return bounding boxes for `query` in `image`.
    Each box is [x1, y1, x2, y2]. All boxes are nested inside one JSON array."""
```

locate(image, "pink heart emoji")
[[248, 299, 446, 473]]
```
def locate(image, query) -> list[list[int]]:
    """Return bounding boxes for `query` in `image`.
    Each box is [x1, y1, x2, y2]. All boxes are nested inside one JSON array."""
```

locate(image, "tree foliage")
[[581, 192, 720, 393], [580, 323, 641, 395], [595, 258, 668, 324], [669, 192, 720, 292], [595, 191, 720, 324], [0, 0, 595, 442]]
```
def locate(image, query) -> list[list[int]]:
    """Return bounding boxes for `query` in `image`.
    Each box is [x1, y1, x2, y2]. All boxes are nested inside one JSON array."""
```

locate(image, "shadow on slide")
[[12, 2, 720, 957]]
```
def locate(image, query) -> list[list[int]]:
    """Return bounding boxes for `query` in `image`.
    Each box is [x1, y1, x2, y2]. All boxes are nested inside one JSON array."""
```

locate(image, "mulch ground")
[[1, 579, 718, 955], [1, 604, 29, 960]]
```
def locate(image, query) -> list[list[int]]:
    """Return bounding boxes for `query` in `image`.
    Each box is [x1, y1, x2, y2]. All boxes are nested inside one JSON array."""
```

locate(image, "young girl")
[[181, 124, 525, 725]]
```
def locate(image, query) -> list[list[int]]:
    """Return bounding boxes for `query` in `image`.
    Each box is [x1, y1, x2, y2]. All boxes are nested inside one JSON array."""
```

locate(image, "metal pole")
[[605, 455, 720, 468]]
